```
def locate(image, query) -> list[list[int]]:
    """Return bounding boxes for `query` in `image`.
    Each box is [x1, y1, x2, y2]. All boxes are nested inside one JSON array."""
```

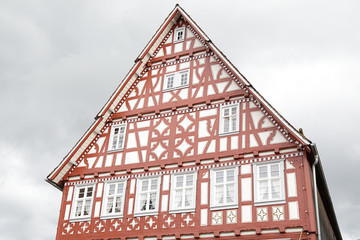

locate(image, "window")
[[170, 172, 197, 213], [108, 123, 126, 151], [70, 185, 95, 221], [134, 177, 161, 216], [219, 103, 239, 135], [163, 70, 190, 91], [253, 160, 285, 205], [210, 167, 239, 210], [101, 180, 127, 218], [174, 27, 185, 43]]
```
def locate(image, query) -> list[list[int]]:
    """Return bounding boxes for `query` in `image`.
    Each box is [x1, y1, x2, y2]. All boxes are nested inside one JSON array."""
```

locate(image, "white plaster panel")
[[192, 69, 200, 84], [198, 120, 210, 138], [241, 205, 252, 223], [166, 65, 176, 73], [241, 178, 252, 202], [199, 108, 217, 118], [127, 132, 137, 148], [94, 201, 101, 218], [287, 172, 297, 197], [153, 78, 161, 92], [174, 42, 183, 53], [208, 140, 216, 153], [212, 211, 223, 225], [227, 81, 241, 92], [250, 111, 263, 129], [226, 210, 237, 224], [115, 153, 122, 166], [180, 62, 190, 70], [161, 194, 168, 212], [178, 88, 189, 99], [138, 131, 149, 147], [220, 137, 227, 152], [87, 157, 96, 168], [124, 151, 139, 164], [207, 85, 215, 95], [219, 69, 230, 79], [288, 201, 299, 220], [261, 118, 274, 128], [105, 155, 113, 167], [97, 137, 105, 150], [162, 175, 170, 191], [242, 112, 246, 131], [165, 33, 173, 44], [201, 182, 208, 205], [94, 156, 103, 168], [67, 186, 74, 202], [256, 207, 268, 222], [137, 98, 144, 109], [193, 39, 203, 48], [241, 164, 251, 175], [165, 46, 172, 55], [200, 209, 208, 226], [89, 145, 96, 154], [270, 131, 288, 144], [286, 160, 295, 169], [141, 150, 147, 162], [230, 136, 238, 150], [198, 57, 205, 65], [198, 67, 205, 76], [64, 204, 70, 220], [242, 135, 246, 149], [210, 56, 217, 63], [96, 183, 103, 198], [117, 103, 128, 113], [186, 28, 194, 38], [128, 99, 137, 110], [128, 122, 134, 130], [148, 97, 154, 107], [186, 41, 191, 50], [128, 198, 134, 215], [156, 48, 164, 57], [162, 92, 172, 103], [195, 86, 203, 98], [216, 82, 227, 93], [258, 131, 273, 146], [130, 178, 136, 194], [197, 141, 207, 155], [178, 115, 193, 131], [249, 134, 259, 147]]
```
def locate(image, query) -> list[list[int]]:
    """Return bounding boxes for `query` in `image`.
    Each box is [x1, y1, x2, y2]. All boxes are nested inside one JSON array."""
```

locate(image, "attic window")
[[163, 70, 190, 91], [108, 123, 127, 151], [174, 27, 185, 43]]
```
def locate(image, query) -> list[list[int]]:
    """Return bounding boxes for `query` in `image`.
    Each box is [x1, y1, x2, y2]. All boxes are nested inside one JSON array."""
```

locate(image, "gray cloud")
[[0, 0, 359, 239]]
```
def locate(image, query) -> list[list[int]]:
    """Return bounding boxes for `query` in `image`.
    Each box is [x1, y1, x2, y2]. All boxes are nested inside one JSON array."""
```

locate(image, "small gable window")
[[108, 123, 127, 151], [174, 27, 185, 43], [219, 103, 240, 135], [70, 184, 95, 221], [163, 70, 190, 91]]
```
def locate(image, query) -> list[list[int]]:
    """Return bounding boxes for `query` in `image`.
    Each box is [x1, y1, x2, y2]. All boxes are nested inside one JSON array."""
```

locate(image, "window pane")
[[226, 184, 235, 203], [231, 116, 237, 131], [259, 181, 268, 200], [175, 190, 182, 207], [115, 196, 122, 213], [215, 185, 224, 204], [149, 193, 157, 210], [117, 183, 124, 194], [167, 76, 174, 88], [86, 187, 93, 197], [227, 169, 234, 182], [106, 197, 114, 214], [75, 201, 83, 216], [185, 189, 193, 206], [180, 72, 188, 85], [84, 200, 91, 216], [231, 107, 237, 115], [186, 175, 193, 186], [142, 180, 149, 191], [271, 179, 281, 199], [140, 193, 147, 211], [216, 171, 224, 183], [78, 188, 85, 198], [176, 176, 184, 188], [109, 184, 115, 195], [271, 164, 280, 177], [151, 179, 158, 190], [259, 166, 268, 178]]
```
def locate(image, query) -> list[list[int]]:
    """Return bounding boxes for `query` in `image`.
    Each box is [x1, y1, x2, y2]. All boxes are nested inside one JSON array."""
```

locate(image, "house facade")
[[47, 5, 342, 240]]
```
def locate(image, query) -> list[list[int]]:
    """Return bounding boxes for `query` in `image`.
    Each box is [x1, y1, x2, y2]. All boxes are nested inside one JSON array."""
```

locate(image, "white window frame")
[[100, 180, 128, 219], [210, 166, 239, 210], [163, 70, 190, 91], [219, 103, 240, 135], [134, 176, 161, 216], [253, 159, 286, 206], [70, 184, 96, 222], [169, 171, 198, 213], [108, 123, 127, 151], [173, 27, 185, 43]]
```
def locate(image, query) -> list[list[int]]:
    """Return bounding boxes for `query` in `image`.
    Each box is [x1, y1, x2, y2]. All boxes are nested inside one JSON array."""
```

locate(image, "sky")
[[0, 0, 359, 239]]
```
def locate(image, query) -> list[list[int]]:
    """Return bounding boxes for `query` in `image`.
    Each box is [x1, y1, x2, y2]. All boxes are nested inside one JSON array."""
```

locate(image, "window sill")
[[107, 148, 124, 154], [254, 199, 286, 207], [100, 214, 124, 220], [169, 208, 195, 214], [219, 131, 239, 137], [210, 204, 238, 211], [133, 211, 159, 217], [69, 217, 91, 223], [162, 84, 189, 92]]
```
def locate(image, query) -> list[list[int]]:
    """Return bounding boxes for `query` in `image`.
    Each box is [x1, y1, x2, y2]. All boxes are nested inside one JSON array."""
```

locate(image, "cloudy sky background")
[[0, 0, 359, 239]]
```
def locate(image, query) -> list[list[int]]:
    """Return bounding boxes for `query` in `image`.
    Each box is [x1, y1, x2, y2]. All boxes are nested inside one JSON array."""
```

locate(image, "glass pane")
[[231, 107, 237, 115], [109, 184, 115, 195], [142, 180, 149, 191], [115, 196, 122, 213], [78, 188, 85, 198], [167, 76, 174, 88], [84, 200, 91, 216], [186, 175, 193, 186], [185, 189, 192, 206], [259, 166, 268, 178], [271, 180, 280, 199], [215, 186, 224, 204], [223, 117, 229, 133], [149, 193, 157, 210], [140, 193, 147, 211], [259, 181, 268, 200], [175, 190, 182, 207], [176, 176, 184, 188], [117, 183, 124, 193], [151, 179, 158, 190], [223, 108, 229, 117], [226, 184, 235, 203], [231, 116, 237, 131], [227, 169, 234, 182], [112, 135, 118, 149], [271, 164, 279, 177], [106, 197, 114, 214], [216, 171, 224, 183], [114, 128, 119, 134], [180, 73, 188, 85], [86, 187, 93, 197], [75, 201, 83, 216]]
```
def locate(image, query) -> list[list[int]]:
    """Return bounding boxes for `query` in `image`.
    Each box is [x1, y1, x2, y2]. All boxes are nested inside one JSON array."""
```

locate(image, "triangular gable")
[[47, 4, 310, 189]]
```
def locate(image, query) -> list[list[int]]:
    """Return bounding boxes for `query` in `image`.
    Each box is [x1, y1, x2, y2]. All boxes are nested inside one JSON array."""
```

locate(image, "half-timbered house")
[[47, 5, 342, 240]]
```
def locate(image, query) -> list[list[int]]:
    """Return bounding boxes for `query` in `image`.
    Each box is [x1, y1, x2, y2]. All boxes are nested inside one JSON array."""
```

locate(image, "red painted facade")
[[47, 5, 341, 240]]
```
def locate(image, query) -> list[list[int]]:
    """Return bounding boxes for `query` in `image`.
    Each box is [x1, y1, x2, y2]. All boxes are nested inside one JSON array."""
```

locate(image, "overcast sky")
[[0, 0, 359, 239]]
